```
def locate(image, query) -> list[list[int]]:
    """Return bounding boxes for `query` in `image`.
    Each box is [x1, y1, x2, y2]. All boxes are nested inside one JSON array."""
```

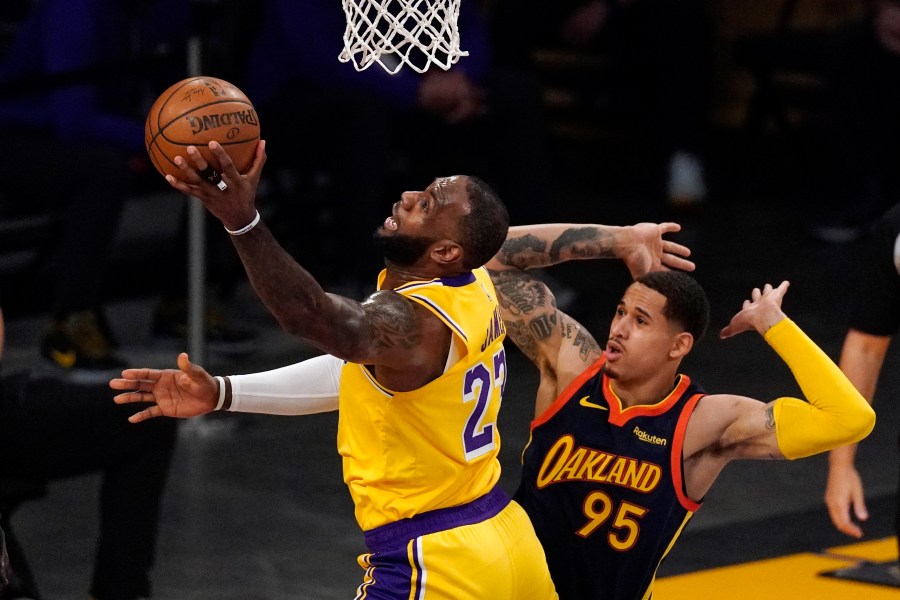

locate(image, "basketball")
[[144, 76, 261, 179]]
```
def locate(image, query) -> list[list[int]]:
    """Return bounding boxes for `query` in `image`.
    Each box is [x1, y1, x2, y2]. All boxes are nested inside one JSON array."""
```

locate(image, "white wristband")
[[224, 211, 260, 236], [214, 376, 227, 411]]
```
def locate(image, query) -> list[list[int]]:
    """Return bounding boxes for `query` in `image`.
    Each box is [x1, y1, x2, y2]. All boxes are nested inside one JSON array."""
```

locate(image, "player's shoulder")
[[359, 288, 432, 325]]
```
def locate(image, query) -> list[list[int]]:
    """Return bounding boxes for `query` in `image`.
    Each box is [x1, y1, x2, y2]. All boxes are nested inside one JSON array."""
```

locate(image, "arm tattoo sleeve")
[[549, 227, 617, 263], [496, 234, 548, 270], [489, 268, 557, 363], [362, 295, 423, 353], [573, 325, 602, 361]]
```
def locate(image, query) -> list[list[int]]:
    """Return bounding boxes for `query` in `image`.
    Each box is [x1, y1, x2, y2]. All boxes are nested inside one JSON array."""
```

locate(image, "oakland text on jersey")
[[535, 434, 662, 493], [480, 305, 506, 352], [186, 109, 259, 135]]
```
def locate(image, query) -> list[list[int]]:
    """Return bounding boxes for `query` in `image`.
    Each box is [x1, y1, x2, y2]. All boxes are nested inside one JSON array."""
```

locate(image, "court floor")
[[656, 538, 900, 598]]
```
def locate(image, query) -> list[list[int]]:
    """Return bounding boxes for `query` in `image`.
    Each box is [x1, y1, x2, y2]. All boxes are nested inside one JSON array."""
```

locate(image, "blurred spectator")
[[0, 305, 178, 600], [808, 1, 900, 243], [493, 0, 714, 210], [239, 0, 555, 292], [0, 0, 189, 371]]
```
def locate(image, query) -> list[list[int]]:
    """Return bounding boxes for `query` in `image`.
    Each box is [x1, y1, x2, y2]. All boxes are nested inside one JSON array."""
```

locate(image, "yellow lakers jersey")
[[337, 267, 507, 531]]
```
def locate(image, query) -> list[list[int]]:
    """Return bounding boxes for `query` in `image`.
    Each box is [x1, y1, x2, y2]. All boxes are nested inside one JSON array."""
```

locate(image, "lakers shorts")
[[354, 486, 557, 599]]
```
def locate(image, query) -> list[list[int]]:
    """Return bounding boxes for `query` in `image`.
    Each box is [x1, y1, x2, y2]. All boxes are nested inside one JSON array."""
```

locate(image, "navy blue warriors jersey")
[[514, 355, 705, 600]]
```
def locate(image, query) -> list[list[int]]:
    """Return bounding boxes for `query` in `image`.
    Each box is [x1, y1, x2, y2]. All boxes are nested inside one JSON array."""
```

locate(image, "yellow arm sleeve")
[[765, 318, 876, 460]]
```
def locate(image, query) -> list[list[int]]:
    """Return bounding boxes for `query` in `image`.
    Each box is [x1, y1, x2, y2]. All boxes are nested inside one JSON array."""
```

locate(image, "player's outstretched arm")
[[483, 220, 692, 414], [163, 141, 433, 370], [207, 354, 342, 416], [110, 353, 218, 423], [112, 354, 343, 423], [487, 222, 694, 278], [712, 282, 875, 461]]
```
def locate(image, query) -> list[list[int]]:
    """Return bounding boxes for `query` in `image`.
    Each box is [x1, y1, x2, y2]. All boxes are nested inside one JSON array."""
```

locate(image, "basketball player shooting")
[[154, 139, 558, 598]]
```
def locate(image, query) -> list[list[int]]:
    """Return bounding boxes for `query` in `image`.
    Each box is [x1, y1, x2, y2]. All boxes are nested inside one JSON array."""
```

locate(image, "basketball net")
[[339, 0, 468, 74]]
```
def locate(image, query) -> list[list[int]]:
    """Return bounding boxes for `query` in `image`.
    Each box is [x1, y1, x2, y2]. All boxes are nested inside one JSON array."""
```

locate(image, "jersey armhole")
[[671, 393, 704, 512]]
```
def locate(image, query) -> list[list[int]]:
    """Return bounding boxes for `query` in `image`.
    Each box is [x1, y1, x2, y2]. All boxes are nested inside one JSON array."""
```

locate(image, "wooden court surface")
[[656, 537, 900, 598]]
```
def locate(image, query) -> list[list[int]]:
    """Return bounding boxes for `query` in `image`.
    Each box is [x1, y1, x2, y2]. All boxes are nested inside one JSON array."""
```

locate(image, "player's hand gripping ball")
[[145, 76, 261, 179]]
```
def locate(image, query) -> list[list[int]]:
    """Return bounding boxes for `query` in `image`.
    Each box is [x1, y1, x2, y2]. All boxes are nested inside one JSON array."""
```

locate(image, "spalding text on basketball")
[[186, 109, 259, 135]]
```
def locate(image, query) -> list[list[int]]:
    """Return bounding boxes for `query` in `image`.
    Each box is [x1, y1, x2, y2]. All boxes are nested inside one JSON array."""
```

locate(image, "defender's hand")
[[720, 281, 789, 339], [620, 222, 695, 279]]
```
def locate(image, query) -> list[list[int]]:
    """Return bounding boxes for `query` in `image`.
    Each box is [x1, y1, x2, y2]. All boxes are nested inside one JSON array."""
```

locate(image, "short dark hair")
[[634, 271, 710, 342], [460, 176, 510, 269]]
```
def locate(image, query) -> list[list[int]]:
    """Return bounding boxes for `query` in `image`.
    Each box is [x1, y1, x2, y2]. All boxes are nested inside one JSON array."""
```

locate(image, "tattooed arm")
[[487, 265, 604, 417], [484, 221, 692, 415], [486, 222, 694, 279], [161, 141, 447, 386], [483, 221, 694, 413]]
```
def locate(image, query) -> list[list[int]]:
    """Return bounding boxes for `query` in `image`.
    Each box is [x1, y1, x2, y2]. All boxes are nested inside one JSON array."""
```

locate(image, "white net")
[[339, 0, 468, 74]]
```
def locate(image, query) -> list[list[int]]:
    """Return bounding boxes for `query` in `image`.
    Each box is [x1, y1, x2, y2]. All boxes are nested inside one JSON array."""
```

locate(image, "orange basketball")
[[145, 76, 260, 179]]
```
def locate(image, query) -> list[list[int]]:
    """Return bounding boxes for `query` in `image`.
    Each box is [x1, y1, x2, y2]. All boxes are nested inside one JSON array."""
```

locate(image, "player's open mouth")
[[605, 340, 623, 360], [384, 216, 398, 231]]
